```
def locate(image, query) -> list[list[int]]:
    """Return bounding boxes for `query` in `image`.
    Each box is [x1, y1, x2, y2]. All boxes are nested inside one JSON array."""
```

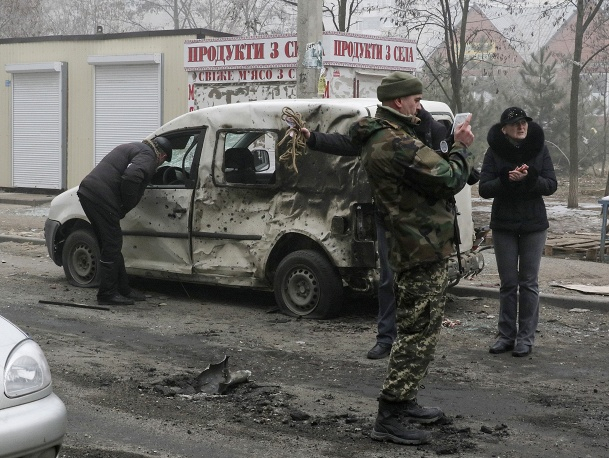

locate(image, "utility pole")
[[296, 0, 323, 98]]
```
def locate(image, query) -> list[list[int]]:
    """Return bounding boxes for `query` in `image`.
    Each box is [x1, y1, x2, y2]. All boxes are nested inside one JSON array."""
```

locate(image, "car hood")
[[0, 315, 55, 410], [0, 315, 30, 391], [0, 315, 28, 355]]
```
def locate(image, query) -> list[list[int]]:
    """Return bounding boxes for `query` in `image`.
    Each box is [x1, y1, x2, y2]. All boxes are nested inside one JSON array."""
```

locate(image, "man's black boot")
[[117, 257, 145, 301], [97, 261, 133, 305], [367, 342, 392, 359], [370, 399, 431, 445], [120, 289, 146, 301], [401, 398, 444, 424], [98, 293, 134, 306]]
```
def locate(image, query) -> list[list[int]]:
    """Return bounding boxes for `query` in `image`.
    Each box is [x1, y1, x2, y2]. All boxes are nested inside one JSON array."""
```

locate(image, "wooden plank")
[[546, 240, 598, 245], [564, 242, 600, 249], [545, 241, 596, 249], [546, 236, 597, 243], [544, 233, 604, 260]]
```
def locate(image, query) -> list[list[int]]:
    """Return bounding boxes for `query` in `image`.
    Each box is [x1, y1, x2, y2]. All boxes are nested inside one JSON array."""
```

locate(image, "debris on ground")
[[195, 355, 251, 395], [443, 318, 461, 328]]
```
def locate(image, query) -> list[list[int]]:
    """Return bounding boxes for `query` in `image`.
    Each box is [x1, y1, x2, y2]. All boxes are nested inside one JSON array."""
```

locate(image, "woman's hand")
[[509, 164, 528, 181]]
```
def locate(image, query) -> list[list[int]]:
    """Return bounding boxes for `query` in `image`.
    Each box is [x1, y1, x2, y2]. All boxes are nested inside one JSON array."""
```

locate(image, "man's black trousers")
[[77, 193, 130, 299]]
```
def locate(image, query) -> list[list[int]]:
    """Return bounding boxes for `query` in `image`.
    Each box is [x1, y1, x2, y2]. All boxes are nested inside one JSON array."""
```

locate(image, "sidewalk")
[[0, 191, 54, 245], [1, 191, 608, 312], [450, 250, 609, 312], [0, 190, 55, 206]]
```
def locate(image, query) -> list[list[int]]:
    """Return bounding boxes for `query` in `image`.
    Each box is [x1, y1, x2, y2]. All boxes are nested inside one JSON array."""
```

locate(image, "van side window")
[[217, 131, 277, 185]]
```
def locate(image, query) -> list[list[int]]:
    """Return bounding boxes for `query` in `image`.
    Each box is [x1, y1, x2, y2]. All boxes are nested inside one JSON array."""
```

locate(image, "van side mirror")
[[251, 149, 270, 172]]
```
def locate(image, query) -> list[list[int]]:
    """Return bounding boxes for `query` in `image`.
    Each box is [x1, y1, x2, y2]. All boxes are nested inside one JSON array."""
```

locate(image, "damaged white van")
[[45, 98, 484, 319]]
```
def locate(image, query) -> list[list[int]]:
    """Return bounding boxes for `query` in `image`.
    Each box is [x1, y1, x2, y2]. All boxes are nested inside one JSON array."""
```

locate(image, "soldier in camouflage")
[[349, 71, 475, 445]]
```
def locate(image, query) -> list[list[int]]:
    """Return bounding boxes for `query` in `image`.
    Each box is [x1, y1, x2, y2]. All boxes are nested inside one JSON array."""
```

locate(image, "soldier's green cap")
[[377, 71, 423, 102]]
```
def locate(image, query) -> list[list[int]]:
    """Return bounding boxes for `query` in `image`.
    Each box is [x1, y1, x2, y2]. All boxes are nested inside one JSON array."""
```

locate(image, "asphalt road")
[[1, 240, 608, 457], [1, 192, 609, 457]]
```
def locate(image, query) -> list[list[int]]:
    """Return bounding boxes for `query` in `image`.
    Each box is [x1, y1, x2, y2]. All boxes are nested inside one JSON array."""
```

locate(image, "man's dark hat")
[[153, 136, 172, 161], [500, 107, 532, 126]]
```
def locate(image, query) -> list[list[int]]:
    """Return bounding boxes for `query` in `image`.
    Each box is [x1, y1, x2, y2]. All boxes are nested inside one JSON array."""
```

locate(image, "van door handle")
[[169, 206, 187, 218]]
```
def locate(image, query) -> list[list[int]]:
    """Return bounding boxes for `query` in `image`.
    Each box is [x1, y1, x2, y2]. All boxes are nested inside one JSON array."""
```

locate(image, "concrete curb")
[[450, 284, 609, 312], [0, 195, 53, 206], [0, 234, 45, 245]]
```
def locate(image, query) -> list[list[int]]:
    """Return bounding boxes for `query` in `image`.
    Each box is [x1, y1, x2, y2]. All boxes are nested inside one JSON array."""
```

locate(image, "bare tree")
[[323, 0, 364, 32], [44, 0, 142, 35], [390, 0, 609, 208], [0, 0, 46, 37], [486, 0, 609, 207], [390, 1, 559, 113], [230, 0, 297, 35], [563, 0, 609, 207], [139, 0, 207, 30], [158, 0, 240, 32], [389, 0, 474, 113], [140, 0, 183, 29], [2, 0, 298, 37], [137, 0, 296, 34]]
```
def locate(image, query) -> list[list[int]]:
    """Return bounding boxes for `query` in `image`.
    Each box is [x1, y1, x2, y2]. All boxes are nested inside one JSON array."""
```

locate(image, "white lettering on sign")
[[193, 70, 235, 82], [186, 36, 298, 69], [190, 68, 297, 85], [184, 33, 417, 72]]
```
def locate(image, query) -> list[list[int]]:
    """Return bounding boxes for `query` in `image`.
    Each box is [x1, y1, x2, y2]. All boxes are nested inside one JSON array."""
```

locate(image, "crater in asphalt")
[[136, 373, 498, 456]]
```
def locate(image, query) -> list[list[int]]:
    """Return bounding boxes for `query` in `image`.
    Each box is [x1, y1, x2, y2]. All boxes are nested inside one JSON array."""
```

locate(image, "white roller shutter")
[[89, 54, 162, 164], [6, 62, 66, 189]]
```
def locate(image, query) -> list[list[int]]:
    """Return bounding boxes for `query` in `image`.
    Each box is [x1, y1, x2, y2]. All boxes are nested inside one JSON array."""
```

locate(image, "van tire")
[[274, 250, 343, 319], [62, 229, 101, 288]]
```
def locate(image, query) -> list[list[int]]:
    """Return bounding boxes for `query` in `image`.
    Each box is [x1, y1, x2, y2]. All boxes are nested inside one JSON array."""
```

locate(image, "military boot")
[[370, 399, 431, 445], [401, 398, 444, 424]]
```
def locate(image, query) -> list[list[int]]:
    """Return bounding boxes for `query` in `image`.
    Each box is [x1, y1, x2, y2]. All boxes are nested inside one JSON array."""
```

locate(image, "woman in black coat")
[[479, 107, 557, 357]]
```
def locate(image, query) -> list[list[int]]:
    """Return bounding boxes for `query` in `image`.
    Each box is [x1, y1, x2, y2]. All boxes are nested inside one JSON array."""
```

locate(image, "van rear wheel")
[[62, 229, 101, 288], [274, 250, 343, 319]]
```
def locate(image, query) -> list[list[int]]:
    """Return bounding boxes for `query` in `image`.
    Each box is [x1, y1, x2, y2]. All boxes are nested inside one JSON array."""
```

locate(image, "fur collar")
[[486, 121, 545, 163]]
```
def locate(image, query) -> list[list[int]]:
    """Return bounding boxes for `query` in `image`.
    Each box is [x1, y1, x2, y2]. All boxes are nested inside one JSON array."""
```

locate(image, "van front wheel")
[[62, 229, 101, 288], [274, 250, 343, 319]]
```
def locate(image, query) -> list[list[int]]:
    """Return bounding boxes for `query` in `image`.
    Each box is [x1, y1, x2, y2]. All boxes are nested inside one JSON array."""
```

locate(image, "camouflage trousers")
[[380, 259, 448, 403]]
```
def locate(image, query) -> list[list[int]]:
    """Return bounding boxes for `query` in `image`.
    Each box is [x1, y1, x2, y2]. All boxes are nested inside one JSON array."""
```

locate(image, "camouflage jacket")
[[349, 105, 473, 271]]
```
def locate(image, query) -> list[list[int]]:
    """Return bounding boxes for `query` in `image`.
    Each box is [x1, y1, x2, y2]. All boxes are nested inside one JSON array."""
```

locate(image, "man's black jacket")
[[78, 142, 158, 218]]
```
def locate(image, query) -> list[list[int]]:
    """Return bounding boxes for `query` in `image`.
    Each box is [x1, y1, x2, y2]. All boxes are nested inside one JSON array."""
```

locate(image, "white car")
[[0, 314, 67, 458]]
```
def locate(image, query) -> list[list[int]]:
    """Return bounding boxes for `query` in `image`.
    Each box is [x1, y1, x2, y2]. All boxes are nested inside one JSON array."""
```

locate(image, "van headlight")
[[4, 339, 52, 398]]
